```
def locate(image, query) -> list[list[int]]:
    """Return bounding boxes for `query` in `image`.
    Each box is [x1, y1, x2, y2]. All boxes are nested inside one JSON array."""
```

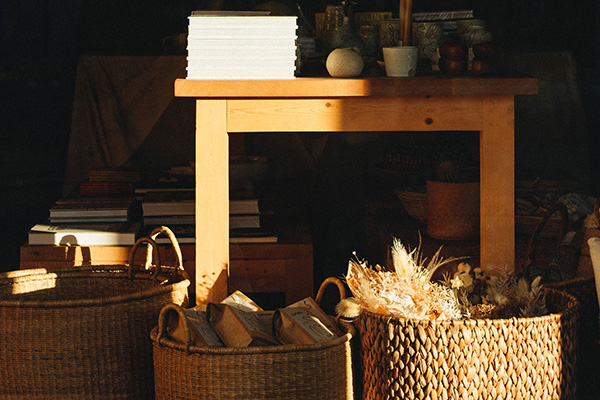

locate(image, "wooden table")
[[175, 76, 538, 304]]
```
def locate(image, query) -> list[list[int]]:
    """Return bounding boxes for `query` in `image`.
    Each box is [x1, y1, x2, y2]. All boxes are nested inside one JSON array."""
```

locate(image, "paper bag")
[[207, 303, 279, 347], [221, 290, 263, 312], [167, 306, 224, 347], [273, 307, 337, 345], [288, 296, 345, 337]]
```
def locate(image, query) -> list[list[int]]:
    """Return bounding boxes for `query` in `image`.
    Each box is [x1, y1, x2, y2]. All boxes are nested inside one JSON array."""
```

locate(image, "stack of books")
[[140, 189, 196, 243], [28, 168, 145, 246], [186, 11, 298, 79], [28, 196, 143, 246], [141, 191, 277, 244], [229, 197, 277, 243]]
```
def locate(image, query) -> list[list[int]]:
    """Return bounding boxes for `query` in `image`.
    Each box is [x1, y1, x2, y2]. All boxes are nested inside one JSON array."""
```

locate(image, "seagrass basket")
[[354, 288, 579, 400], [0, 226, 190, 400], [523, 202, 597, 345], [395, 189, 427, 224], [151, 277, 354, 400]]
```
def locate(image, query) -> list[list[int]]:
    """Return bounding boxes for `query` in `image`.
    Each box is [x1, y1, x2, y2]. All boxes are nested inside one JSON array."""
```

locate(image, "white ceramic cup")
[[382, 46, 418, 77]]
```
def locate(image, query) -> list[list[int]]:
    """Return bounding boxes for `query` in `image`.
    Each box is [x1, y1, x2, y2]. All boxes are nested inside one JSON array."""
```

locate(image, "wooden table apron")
[[174, 77, 539, 304]]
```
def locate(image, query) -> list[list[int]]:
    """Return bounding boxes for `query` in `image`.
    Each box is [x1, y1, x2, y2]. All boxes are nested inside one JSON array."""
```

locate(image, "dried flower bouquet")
[[340, 237, 548, 321]]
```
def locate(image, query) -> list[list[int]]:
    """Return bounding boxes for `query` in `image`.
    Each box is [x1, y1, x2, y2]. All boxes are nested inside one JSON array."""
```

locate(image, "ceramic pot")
[[412, 21, 444, 59], [426, 180, 480, 240], [378, 19, 400, 48]]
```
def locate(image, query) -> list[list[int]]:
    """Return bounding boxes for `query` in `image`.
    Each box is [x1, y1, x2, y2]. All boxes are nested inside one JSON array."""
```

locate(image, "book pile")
[[29, 196, 143, 246], [186, 11, 298, 79], [230, 198, 277, 243], [27, 168, 146, 246], [141, 190, 277, 244]]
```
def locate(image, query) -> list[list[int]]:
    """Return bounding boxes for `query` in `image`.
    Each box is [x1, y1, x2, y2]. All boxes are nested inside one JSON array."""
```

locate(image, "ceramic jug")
[[321, 1, 366, 55]]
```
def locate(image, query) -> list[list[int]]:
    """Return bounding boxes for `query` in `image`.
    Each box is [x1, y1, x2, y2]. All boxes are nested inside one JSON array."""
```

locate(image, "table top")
[[175, 76, 538, 98]]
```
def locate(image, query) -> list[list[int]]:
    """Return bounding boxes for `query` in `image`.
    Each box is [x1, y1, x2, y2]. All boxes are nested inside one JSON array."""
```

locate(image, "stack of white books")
[[186, 11, 298, 79]]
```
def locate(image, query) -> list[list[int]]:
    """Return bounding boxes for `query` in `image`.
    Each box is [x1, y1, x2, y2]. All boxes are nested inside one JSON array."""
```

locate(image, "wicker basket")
[[0, 226, 190, 400], [523, 202, 596, 329], [151, 277, 354, 400], [354, 288, 579, 400], [395, 189, 427, 224]]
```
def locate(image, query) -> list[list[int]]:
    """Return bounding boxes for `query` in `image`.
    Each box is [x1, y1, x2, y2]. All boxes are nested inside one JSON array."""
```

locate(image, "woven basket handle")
[[156, 303, 194, 352], [315, 276, 356, 336], [524, 201, 570, 270], [128, 237, 162, 280], [146, 226, 184, 271], [315, 276, 347, 305]]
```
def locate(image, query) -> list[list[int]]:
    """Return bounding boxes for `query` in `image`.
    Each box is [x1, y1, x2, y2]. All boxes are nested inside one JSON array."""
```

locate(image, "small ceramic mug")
[[382, 46, 418, 77]]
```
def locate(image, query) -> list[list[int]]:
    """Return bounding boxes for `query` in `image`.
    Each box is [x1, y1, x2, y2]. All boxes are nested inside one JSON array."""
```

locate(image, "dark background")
[[1, 0, 599, 276]]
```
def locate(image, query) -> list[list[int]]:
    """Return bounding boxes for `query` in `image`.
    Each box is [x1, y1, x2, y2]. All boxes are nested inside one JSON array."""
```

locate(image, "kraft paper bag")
[[207, 303, 278, 347], [167, 306, 224, 347], [273, 307, 337, 345]]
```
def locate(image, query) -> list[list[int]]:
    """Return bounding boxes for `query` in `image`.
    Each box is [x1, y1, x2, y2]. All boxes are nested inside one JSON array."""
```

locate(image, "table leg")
[[480, 96, 515, 274], [195, 99, 229, 304]]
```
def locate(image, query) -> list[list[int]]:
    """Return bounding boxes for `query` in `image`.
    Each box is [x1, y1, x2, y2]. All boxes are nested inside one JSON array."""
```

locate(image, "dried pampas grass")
[[343, 237, 549, 321], [344, 237, 462, 320]]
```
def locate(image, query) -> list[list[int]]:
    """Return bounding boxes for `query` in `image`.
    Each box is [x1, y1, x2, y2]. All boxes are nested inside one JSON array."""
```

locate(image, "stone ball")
[[326, 48, 364, 78]]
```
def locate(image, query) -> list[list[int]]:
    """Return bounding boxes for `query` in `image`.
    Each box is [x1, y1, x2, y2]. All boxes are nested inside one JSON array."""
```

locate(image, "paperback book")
[[49, 197, 142, 222], [141, 190, 195, 216], [28, 222, 142, 246]]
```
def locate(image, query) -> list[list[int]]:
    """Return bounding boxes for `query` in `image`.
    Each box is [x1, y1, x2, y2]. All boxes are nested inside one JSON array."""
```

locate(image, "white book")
[[186, 59, 295, 69], [186, 47, 298, 59], [189, 11, 272, 17], [188, 15, 296, 27], [188, 26, 297, 37], [28, 223, 141, 246], [141, 190, 195, 216], [186, 38, 296, 49], [186, 67, 296, 80]]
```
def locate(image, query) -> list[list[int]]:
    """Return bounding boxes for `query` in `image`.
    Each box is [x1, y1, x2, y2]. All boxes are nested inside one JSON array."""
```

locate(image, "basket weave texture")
[[395, 189, 427, 224], [151, 278, 354, 400], [0, 227, 190, 400], [354, 288, 579, 400]]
